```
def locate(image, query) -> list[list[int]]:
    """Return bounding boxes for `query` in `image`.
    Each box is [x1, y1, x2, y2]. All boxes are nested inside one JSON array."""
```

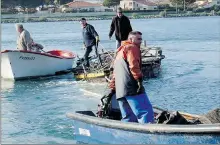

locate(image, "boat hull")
[[73, 120, 220, 144], [1, 50, 75, 80], [67, 111, 220, 144]]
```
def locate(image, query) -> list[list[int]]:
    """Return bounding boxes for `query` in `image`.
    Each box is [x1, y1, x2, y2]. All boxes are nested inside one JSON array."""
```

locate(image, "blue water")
[[1, 16, 220, 144]]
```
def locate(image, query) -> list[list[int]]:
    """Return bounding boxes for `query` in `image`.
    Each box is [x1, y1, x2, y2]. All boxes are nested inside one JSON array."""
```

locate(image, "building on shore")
[[61, 0, 113, 12], [193, 0, 220, 8], [120, 0, 158, 10], [83, 0, 104, 3], [211, 0, 220, 5]]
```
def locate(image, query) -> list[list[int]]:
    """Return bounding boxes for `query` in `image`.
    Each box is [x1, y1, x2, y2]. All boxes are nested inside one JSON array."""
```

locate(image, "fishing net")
[[73, 46, 165, 81]]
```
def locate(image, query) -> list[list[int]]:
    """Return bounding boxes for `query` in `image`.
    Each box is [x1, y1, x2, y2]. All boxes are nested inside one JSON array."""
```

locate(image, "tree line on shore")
[[0, 0, 202, 10], [1, 0, 72, 9], [2, 0, 120, 9], [1, 0, 220, 15]]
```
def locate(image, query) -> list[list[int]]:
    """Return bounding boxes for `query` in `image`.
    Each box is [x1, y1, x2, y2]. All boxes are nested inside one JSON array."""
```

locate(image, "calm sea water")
[[1, 16, 220, 144]]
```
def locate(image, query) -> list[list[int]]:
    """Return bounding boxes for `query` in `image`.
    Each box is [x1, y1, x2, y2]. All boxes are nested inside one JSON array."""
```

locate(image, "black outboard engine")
[[97, 94, 121, 120], [32, 43, 44, 52]]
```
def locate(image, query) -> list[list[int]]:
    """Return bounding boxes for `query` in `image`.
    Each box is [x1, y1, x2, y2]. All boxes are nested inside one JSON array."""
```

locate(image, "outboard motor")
[[32, 43, 44, 52], [97, 94, 121, 120]]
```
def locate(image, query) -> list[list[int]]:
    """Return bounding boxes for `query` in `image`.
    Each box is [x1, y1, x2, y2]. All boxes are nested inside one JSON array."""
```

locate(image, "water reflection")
[[1, 79, 15, 93]]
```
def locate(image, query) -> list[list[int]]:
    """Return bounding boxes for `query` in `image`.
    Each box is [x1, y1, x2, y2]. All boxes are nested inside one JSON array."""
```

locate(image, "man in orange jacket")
[[107, 31, 154, 123]]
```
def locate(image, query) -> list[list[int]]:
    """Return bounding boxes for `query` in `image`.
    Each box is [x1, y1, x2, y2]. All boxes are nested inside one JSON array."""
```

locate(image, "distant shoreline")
[[1, 13, 219, 23]]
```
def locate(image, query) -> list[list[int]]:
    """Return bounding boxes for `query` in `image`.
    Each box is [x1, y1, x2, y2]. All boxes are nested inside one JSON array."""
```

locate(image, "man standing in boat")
[[80, 18, 100, 67], [109, 7, 132, 49], [16, 24, 34, 51], [106, 31, 154, 124]]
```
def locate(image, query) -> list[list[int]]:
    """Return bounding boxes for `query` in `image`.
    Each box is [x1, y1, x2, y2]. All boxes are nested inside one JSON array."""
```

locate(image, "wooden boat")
[[66, 93, 220, 144], [67, 108, 220, 144], [1, 50, 76, 80], [72, 46, 165, 81]]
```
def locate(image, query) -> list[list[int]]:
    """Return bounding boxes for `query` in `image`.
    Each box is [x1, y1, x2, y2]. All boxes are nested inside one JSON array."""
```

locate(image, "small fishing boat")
[[72, 46, 165, 81], [67, 109, 220, 144], [66, 93, 220, 144], [1, 50, 76, 80]]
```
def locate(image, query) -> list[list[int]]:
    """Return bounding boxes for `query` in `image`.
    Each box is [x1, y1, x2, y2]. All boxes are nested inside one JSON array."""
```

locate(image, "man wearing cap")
[[15, 24, 34, 51], [109, 7, 132, 49], [80, 18, 99, 67]]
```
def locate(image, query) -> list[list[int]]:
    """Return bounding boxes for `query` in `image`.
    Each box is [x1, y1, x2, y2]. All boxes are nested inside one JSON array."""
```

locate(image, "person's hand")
[[137, 78, 145, 94], [96, 36, 100, 43]]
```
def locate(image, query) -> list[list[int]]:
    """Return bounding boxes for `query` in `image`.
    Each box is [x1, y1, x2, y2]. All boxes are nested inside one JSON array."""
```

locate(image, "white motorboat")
[[1, 50, 76, 80]]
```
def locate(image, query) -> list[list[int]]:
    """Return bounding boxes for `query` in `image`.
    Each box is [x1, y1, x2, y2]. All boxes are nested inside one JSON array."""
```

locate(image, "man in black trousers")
[[80, 18, 99, 67], [109, 7, 132, 49]]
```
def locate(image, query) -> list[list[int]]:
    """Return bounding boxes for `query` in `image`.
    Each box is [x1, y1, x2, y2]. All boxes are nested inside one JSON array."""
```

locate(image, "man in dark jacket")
[[109, 7, 132, 49], [80, 18, 99, 67], [106, 31, 154, 124]]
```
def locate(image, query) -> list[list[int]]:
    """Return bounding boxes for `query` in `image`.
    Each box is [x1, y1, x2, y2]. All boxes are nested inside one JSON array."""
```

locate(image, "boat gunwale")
[[66, 112, 220, 134], [1, 50, 75, 59]]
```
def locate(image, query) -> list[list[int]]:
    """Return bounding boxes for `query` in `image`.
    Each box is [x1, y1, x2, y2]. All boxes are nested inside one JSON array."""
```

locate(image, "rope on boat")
[[99, 43, 114, 61]]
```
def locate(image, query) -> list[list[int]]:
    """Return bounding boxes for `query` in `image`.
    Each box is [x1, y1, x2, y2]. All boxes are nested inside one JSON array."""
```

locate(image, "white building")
[[120, 0, 158, 10], [62, 0, 113, 12], [194, 0, 220, 8], [83, 0, 104, 3], [209, 0, 220, 5]]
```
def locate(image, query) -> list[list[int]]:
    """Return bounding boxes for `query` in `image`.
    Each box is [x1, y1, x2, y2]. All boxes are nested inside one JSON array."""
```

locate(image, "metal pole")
[[143, 40, 146, 47], [184, 0, 185, 12], [176, 3, 177, 16], [95, 42, 103, 66]]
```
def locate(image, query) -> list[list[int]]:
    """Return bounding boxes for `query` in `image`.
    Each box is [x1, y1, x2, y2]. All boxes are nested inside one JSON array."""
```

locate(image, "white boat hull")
[[1, 50, 75, 80]]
